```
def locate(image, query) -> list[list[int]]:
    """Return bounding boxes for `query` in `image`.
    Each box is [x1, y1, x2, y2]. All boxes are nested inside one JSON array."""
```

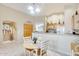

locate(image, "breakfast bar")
[[32, 32, 79, 55]]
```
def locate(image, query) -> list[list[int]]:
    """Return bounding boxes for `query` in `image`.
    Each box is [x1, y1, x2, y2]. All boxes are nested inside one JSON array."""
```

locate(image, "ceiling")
[[1, 3, 79, 16]]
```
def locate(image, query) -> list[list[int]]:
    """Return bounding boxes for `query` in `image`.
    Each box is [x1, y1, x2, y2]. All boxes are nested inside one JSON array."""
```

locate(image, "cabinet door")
[[24, 24, 33, 37]]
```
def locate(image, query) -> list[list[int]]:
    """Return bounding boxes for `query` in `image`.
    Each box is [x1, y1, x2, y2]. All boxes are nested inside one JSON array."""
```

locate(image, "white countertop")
[[33, 32, 79, 37], [32, 32, 79, 55]]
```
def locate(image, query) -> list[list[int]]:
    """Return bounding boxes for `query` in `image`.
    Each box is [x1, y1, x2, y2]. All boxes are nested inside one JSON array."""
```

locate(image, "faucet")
[[33, 37, 37, 44]]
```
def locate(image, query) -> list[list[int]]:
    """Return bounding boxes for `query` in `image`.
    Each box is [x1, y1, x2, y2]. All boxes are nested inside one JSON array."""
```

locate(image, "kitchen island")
[[32, 32, 79, 55]]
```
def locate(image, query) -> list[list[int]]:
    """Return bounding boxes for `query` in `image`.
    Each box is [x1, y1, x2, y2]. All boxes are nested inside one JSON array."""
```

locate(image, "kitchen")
[[0, 3, 79, 56], [24, 4, 79, 55]]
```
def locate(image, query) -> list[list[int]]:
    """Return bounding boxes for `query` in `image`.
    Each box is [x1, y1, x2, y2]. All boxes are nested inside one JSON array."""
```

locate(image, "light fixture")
[[27, 3, 40, 15], [75, 10, 78, 15], [35, 8, 40, 13], [28, 6, 34, 11], [30, 10, 34, 14]]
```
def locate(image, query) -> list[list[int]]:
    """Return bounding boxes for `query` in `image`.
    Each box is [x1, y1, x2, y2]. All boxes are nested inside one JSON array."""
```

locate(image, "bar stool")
[[23, 43, 36, 56], [71, 42, 79, 56], [25, 48, 34, 56]]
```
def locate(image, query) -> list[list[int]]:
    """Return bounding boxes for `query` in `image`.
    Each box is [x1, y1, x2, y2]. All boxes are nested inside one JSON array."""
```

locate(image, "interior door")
[[24, 23, 33, 37]]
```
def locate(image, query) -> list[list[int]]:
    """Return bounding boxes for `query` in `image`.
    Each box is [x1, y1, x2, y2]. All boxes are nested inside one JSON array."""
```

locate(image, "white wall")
[[0, 4, 33, 42], [32, 16, 45, 32], [64, 8, 76, 33]]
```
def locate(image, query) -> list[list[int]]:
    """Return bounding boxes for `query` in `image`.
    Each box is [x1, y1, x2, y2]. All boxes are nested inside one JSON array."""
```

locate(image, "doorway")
[[3, 20, 16, 41]]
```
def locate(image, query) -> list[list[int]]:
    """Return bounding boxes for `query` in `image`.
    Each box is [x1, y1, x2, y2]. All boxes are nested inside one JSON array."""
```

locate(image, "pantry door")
[[24, 23, 33, 37]]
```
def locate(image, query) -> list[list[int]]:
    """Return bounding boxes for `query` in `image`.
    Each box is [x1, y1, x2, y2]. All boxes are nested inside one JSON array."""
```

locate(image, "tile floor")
[[0, 41, 61, 56]]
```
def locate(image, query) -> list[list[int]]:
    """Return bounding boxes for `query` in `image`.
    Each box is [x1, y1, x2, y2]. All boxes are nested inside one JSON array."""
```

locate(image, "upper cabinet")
[[45, 14, 64, 33]]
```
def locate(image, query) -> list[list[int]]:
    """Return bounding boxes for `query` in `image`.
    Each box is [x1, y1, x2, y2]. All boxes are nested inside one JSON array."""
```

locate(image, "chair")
[[23, 43, 36, 56], [23, 37, 49, 56], [23, 37, 35, 56], [32, 40, 49, 56], [71, 42, 79, 56]]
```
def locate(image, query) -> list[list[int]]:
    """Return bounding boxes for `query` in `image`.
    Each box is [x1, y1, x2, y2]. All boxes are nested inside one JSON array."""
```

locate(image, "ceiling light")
[[27, 4, 41, 15], [30, 10, 35, 14], [28, 6, 33, 11], [35, 8, 40, 13]]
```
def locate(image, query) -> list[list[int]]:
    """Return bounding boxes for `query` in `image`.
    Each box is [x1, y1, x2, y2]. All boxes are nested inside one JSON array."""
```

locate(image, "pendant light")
[[75, 10, 78, 15], [58, 19, 60, 24]]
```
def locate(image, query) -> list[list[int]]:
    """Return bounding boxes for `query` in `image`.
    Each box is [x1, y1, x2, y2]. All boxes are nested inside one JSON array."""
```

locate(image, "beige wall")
[[0, 4, 33, 42]]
